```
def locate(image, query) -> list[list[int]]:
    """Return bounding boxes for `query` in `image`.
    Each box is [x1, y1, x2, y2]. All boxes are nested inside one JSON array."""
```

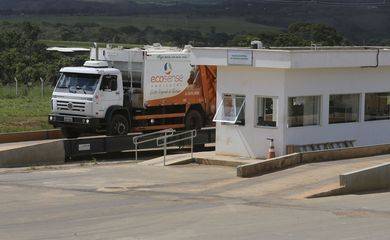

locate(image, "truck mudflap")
[[48, 114, 102, 128]]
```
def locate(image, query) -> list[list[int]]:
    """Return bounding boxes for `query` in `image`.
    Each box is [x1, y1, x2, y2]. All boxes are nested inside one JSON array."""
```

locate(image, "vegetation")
[[0, 86, 53, 133], [0, 22, 85, 133], [1, 0, 389, 43]]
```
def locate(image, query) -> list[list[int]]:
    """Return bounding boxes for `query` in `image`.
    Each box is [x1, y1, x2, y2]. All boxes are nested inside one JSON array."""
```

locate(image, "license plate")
[[64, 116, 73, 123], [78, 144, 91, 151]]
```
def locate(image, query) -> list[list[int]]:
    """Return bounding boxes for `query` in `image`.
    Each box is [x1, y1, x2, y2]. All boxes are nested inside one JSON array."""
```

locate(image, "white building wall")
[[216, 66, 286, 158], [285, 67, 390, 147]]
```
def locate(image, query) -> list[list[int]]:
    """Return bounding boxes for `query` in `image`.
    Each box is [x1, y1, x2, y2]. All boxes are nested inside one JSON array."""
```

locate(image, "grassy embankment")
[[0, 86, 53, 133]]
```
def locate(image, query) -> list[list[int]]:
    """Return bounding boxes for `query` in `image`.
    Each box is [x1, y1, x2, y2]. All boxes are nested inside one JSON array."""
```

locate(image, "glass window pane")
[[288, 96, 321, 127], [365, 92, 390, 121], [329, 94, 360, 124], [256, 97, 277, 127], [214, 94, 245, 125]]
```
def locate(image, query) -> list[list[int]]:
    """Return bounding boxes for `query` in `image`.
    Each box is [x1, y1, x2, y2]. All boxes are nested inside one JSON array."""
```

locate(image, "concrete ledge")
[[237, 143, 390, 178], [0, 129, 62, 144], [237, 153, 302, 178], [167, 158, 195, 166], [340, 162, 390, 193], [0, 140, 65, 168], [301, 144, 390, 163], [195, 158, 249, 167]]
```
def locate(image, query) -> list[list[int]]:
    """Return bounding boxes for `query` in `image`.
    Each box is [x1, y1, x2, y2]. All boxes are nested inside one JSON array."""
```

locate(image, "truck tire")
[[61, 127, 80, 139], [185, 110, 203, 130], [107, 114, 129, 136]]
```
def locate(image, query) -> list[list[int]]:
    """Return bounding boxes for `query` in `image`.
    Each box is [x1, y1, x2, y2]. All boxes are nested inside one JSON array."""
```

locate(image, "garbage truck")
[[48, 44, 217, 138]]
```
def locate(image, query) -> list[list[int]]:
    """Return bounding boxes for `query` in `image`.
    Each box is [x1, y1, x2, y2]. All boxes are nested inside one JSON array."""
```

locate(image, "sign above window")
[[227, 50, 253, 66]]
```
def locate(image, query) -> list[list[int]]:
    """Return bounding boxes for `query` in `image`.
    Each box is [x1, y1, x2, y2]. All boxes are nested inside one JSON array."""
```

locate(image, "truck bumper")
[[48, 114, 102, 129]]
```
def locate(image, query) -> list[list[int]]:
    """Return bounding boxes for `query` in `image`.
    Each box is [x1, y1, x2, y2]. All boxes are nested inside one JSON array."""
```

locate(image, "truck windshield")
[[55, 73, 100, 94]]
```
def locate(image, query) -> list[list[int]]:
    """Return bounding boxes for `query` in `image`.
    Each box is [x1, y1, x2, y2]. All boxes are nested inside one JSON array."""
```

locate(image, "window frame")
[[213, 93, 246, 126], [100, 75, 118, 92], [328, 93, 361, 125], [364, 91, 390, 122], [255, 95, 278, 129], [287, 95, 322, 128]]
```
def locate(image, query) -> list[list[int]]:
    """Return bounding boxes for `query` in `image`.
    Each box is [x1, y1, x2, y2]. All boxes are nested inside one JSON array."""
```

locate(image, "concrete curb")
[[167, 157, 251, 167], [237, 153, 301, 178], [340, 162, 390, 193], [237, 143, 390, 178], [0, 140, 65, 168], [0, 129, 62, 144], [195, 158, 250, 167]]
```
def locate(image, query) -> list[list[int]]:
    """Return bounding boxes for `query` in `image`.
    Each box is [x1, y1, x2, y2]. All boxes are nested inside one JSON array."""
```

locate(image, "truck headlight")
[[86, 119, 90, 124], [49, 116, 53, 121]]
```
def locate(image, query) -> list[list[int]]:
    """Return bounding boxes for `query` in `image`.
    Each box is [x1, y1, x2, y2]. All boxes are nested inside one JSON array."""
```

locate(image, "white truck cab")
[[49, 60, 130, 138], [48, 44, 210, 139]]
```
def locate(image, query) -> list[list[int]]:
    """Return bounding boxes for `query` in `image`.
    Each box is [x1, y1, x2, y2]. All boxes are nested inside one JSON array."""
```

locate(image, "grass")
[[0, 15, 280, 34], [0, 86, 53, 133]]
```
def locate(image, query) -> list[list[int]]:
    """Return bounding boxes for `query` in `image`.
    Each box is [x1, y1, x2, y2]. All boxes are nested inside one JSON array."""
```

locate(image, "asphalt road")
[[1, 158, 390, 240]]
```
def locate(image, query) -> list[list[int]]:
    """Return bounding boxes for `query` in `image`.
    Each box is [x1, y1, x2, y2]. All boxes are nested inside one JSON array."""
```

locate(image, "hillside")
[[0, 0, 389, 43]]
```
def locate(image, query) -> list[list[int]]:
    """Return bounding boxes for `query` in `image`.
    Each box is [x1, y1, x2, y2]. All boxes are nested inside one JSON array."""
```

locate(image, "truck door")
[[98, 75, 122, 113]]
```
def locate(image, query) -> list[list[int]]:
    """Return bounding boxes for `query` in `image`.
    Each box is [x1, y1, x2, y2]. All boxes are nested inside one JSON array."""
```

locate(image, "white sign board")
[[227, 50, 253, 66], [143, 55, 192, 102]]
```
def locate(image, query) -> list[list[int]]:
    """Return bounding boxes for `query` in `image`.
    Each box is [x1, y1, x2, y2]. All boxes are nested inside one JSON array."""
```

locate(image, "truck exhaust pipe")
[[93, 42, 99, 60]]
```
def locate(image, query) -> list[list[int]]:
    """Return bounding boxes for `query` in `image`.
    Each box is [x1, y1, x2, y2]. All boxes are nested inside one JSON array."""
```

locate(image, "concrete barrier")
[[237, 153, 302, 178], [0, 140, 65, 168], [0, 129, 63, 144], [301, 144, 390, 164], [340, 162, 390, 193], [237, 143, 390, 178]]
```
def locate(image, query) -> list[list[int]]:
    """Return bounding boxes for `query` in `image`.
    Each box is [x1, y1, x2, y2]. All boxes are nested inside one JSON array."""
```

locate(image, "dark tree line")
[[0, 22, 86, 86], [0, 21, 348, 86]]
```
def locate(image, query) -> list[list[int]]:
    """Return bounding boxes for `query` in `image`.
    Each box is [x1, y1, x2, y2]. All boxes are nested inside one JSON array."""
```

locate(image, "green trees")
[[0, 21, 349, 88], [0, 22, 86, 88]]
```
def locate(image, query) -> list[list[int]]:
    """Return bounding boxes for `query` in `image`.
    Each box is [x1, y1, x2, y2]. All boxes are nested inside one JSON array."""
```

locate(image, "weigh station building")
[[191, 47, 390, 159]]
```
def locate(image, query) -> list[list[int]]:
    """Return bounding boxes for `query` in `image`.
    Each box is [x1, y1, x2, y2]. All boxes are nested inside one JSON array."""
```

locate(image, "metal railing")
[[133, 128, 175, 161], [132, 128, 197, 166], [156, 129, 197, 166]]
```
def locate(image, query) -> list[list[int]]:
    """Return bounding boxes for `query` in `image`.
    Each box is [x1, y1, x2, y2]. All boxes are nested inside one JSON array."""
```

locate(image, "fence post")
[[40, 77, 44, 97], [14, 77, 18, 96], [163, 132, 167, 166], [135, 143, 138, 161], [191, 131, 194, 160]]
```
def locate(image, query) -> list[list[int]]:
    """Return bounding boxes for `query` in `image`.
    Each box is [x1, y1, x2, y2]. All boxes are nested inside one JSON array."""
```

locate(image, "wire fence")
[[0, 79, 54, 99]]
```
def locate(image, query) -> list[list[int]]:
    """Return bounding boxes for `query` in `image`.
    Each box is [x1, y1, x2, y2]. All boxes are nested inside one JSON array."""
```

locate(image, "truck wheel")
[[185, 110, 203, 130], [107, 114, 129, 136], [61, 127, 80, 139]]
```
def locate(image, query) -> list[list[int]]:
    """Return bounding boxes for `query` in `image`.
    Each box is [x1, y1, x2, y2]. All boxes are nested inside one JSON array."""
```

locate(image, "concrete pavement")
[[1, 156, 390, 239]]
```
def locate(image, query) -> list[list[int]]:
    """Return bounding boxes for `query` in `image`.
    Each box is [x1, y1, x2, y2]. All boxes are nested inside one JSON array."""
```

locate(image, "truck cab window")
[[100, 75, 118, 91]]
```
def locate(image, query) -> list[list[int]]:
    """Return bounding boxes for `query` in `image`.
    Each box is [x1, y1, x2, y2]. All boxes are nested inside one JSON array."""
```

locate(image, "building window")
[[288, 96, 321, 127], [214, 94, 245, 125], [365, 92, 390, 121], [256, 96, 277, 127], [329, 94, 360, 124]]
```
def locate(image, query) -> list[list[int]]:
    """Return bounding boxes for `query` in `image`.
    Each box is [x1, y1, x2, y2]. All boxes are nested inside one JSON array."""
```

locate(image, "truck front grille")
[[57, 100, 86, 112]]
